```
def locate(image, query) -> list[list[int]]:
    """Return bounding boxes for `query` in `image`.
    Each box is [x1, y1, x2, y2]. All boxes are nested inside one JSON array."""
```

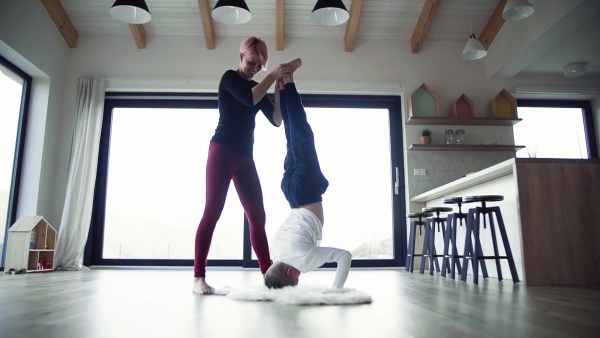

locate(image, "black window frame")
[[85, 92, 406, 269], [516, 99, 598, 159], [0, 55, 33, 270]]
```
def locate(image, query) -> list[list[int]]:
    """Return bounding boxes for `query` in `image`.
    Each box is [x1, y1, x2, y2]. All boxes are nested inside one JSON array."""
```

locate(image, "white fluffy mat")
[[215, 285, 372, 305]]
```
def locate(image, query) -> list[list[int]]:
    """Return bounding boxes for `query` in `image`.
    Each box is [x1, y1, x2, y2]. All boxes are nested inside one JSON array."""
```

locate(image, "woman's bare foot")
[[193, 277, 215, 295]]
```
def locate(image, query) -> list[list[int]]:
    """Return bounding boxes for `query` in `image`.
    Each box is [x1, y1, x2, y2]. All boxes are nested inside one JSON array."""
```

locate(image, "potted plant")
[[420, 128, 432, 144]]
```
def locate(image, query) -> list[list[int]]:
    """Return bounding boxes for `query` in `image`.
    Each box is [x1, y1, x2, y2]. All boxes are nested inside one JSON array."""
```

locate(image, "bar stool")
[[405, 212, 433, 273], [460, 195, 520, 284], [440, 197, 489, 280], [420, 207, 453, 275]]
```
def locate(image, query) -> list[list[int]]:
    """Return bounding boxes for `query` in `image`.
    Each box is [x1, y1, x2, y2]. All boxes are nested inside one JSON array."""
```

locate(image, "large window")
[[0, 56, 31, 269], [514, 100, 597, 159], [88, 93, 405, 268]]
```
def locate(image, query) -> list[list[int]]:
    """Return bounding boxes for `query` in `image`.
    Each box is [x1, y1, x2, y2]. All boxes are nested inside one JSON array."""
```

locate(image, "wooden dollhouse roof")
[[9, 216, 55, 232]]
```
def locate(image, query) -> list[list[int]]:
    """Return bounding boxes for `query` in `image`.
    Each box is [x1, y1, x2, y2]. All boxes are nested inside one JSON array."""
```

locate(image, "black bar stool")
[[405, 212, 433, 273], [420, 207, 453, 275], [440, 197, 464, 279], [441, 197, 489, 280], [460, 195, 520, 284]]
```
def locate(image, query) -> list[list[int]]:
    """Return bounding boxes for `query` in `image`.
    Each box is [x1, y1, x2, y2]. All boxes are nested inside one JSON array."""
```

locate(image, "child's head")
[[264, 261, 301, 289]]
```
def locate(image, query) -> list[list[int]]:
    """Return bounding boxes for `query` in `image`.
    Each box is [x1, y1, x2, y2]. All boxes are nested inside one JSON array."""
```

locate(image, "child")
[[264, 69, 352, 289]]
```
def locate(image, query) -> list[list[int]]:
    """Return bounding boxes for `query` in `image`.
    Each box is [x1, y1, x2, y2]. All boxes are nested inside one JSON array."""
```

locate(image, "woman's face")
[[238, 53, 264, 80]]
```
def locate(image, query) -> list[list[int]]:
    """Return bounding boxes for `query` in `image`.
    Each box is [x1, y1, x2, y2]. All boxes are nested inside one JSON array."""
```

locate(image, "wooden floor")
[[1, 268, 599, 338]]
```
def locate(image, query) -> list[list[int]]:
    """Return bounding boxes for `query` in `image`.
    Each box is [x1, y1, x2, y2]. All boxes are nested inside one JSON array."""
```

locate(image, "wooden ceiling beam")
[[40, 0, 78, 48], [410, 0, 442, 54], [276, 0, 285, 51], [197, 0, 216, 49], [129, 24, 147, 49], [478, 0, 507, 50], [344, 0, 364, 52]]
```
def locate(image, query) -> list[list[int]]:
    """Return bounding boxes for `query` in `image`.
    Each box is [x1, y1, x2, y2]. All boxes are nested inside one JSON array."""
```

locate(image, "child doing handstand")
[[264, 68, 352, 289]]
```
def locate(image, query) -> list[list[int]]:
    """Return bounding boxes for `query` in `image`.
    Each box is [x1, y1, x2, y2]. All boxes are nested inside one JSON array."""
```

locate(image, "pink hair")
[[240, 36, 269, 71]]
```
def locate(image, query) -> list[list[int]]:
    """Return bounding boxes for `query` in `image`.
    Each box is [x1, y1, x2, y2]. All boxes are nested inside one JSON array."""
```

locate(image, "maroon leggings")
[[194, 142, 271, 277]]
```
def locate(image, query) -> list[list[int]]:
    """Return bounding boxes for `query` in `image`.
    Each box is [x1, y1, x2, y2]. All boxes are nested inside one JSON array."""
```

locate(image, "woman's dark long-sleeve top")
[[211, 70, 278, 157]]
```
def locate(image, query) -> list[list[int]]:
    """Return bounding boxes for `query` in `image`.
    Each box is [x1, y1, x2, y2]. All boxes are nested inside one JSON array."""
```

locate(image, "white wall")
[[0, 0, 69, 227]]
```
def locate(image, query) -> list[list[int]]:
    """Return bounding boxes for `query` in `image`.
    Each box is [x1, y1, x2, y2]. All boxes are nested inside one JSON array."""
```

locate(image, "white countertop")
[[410, 158, 516, 202]]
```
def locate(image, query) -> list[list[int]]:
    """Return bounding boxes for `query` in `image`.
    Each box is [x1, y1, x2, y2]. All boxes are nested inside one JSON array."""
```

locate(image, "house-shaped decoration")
[[490, 89, 517, 118], [409, 83, 440, 117], [5, 216, 56, 272], [451, 93, 475, 118]]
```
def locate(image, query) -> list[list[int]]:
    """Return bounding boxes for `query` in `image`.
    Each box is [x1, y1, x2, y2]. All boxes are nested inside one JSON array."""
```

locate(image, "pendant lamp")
[[311, 0, 349, 26], [110, 0, 151, 24], [212, 0, 252, 25], [462, 33, 487, 60], [462, 1, 486, 61], [502, 0, 534, 21]]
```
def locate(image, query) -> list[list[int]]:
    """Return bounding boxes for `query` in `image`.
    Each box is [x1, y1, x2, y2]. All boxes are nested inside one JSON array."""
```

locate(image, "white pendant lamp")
[[503, 0, 534, 21], [462, 2, 486, 61], [462, 33, 487, 60], [110, 0, 151, 24], [311, 0, 349, 26], [563, 63, 587, 78], [212, 0, 252, 25]]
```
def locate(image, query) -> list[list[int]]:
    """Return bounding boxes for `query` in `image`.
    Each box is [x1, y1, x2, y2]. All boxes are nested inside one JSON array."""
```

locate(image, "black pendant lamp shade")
[[311, 0, 349, 26], [212, 0, 252, 25], [110, 0, 151, 24]]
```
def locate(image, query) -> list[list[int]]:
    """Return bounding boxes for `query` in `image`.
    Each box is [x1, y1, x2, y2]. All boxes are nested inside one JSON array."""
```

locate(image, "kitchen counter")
[[409, 158, 600, 286], [410, 158, 515, 203]]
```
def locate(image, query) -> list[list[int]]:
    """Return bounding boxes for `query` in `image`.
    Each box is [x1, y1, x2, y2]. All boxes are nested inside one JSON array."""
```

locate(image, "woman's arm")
[[251, 64, 290, 105]]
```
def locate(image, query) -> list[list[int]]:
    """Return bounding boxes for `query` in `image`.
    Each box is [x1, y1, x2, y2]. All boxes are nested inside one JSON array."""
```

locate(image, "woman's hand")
[[270, 64, 292, 79]]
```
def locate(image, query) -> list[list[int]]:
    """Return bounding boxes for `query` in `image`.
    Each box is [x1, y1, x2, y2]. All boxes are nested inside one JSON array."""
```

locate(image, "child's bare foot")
[[283, 74, 294, 84], [285, 58, 302, 74], [193, 277, 215, 295]]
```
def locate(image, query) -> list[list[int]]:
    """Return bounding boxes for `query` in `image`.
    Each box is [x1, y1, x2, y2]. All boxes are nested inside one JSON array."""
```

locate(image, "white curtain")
[[55, 77, 105, 270]]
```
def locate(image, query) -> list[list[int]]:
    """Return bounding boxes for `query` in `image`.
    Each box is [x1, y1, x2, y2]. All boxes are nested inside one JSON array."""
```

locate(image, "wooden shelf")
[[406, 116, 522, 126], [408, 144, 525, 152]]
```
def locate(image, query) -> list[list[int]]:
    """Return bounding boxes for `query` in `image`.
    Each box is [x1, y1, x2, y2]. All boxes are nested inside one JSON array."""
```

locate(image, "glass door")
[[253, 94, 405, 267], [100, 107, 243, 261], [254, 107, 396, 262], [89, 97, 246, 266]]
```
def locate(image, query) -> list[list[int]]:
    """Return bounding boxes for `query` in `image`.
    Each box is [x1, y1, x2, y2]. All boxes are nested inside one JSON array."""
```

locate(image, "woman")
[[193, 36, 299, 294]]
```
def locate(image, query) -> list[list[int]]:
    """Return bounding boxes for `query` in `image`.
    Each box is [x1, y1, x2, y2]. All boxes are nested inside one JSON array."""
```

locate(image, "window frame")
[[0, 55, 32, 269], [85, 92, 406, 269], [516, 99, 598, 159]]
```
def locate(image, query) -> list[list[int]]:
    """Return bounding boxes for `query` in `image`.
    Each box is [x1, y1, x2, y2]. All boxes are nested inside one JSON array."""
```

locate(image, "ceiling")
[[49, 0, 600, 78]]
